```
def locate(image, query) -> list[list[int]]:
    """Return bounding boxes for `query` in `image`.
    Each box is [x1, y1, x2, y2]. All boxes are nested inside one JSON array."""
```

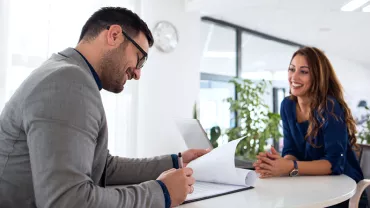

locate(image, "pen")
[[178, 152, 183, 168]]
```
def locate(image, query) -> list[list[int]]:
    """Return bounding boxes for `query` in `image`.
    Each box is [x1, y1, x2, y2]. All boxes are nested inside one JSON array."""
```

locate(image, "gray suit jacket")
[[0, 48, 173, 208]]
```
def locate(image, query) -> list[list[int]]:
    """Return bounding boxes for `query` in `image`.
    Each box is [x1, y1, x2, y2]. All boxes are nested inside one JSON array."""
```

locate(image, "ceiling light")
[[341, 0, 370, 11], [363, 4, 370, 12]]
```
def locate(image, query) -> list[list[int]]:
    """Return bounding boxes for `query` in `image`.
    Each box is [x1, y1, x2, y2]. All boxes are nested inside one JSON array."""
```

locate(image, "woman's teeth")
[[292, 83, 303, 88]]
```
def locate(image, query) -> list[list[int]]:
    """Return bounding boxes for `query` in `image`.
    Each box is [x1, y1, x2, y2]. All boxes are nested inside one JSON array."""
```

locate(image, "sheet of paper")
[[186, 138, 257, 187], [185, 181, 247, 202]]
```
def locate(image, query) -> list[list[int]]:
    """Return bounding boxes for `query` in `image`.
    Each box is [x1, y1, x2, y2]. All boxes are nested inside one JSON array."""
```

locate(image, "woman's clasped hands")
[[253, 146, 294, 178]]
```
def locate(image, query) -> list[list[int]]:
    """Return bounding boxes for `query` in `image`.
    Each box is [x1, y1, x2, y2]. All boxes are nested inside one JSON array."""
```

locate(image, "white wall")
[[0, 0, 10, 110], [136, 0, 201, 157], [328, 54, 370, 111]]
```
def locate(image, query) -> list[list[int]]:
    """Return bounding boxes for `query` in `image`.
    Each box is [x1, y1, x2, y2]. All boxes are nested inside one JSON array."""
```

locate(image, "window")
[[199, 80, 235, 128], [199, 80, 235, 145], [200, 22, 237, 77], [241, 33, 299, 80], [199, 17, 303, 152]]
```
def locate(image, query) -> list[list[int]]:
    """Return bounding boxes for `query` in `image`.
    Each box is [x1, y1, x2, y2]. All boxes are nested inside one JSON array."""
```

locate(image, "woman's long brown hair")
[[289, 47, 358, 148]]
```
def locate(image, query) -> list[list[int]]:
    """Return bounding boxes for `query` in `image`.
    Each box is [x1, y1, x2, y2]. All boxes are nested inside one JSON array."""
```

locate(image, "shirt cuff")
[[171, 154, 179, 169], [156, 180, 171, 208]]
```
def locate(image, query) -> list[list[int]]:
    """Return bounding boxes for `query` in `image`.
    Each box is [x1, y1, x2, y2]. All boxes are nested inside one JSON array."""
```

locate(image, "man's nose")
[[133, 68, 141, 80]]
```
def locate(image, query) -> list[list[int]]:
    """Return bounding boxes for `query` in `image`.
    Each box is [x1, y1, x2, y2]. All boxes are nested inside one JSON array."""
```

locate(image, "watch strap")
[[293, 160, 298, 169]]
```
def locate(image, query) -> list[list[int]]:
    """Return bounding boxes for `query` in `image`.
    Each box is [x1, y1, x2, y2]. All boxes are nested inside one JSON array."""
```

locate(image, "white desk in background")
[[179, 175, 356, 208]]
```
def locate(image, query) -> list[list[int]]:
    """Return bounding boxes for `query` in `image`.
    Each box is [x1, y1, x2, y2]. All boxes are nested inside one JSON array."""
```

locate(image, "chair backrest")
[[358, 144, 370, 179], [357, 144, 370, 205]]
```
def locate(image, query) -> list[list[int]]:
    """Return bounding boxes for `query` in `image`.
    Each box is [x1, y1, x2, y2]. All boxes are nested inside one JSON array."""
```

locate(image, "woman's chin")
[[291, 89, 306, 97]]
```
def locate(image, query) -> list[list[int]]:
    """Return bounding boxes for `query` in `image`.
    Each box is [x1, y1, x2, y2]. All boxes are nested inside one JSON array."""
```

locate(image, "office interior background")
[[0, 0, 369, 158]]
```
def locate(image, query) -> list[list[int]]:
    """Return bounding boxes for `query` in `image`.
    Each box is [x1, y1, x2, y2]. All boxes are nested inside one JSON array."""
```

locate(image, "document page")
[[186, 138, 257, 186], [184, 138, 257, 203]]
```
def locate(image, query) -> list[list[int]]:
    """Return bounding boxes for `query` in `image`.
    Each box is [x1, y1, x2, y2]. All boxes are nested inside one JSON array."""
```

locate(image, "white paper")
[[186, 138, 257, 187]]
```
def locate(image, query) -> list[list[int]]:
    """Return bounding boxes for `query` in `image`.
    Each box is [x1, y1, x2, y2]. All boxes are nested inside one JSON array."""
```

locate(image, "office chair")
[[349, 144, 370, 208]]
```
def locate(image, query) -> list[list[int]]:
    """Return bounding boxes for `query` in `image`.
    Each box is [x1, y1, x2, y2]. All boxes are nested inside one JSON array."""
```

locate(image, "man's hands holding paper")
[[253, 146, 294, 178], [181, 148, 211, 167]]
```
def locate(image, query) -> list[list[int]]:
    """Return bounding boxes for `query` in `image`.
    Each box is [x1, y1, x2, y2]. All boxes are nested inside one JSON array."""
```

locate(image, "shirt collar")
[[73, 49, 102, 90]]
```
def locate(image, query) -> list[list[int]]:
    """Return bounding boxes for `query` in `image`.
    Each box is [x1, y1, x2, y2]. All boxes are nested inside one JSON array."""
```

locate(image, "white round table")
[[179, 175, 356, 208]]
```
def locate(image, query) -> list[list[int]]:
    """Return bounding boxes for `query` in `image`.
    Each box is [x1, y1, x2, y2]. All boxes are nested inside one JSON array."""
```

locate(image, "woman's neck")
[[297, 96, 311, 113]]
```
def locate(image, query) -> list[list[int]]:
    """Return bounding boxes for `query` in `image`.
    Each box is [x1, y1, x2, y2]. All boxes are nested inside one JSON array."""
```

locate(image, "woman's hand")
[[253, 147, 294, 178]]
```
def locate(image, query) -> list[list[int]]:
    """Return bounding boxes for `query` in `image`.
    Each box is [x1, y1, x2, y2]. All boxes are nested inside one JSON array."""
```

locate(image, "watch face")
[[290, 169, 299, 177], [153, 21, 179, 53]]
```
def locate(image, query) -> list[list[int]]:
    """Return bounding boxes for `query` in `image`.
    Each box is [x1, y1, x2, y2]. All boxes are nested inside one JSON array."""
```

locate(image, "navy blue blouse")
[[280, 96, 364, 183]]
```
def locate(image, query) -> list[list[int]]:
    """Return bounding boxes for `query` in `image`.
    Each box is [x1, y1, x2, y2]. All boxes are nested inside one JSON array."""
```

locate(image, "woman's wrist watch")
[[289, 160, 299, 177]]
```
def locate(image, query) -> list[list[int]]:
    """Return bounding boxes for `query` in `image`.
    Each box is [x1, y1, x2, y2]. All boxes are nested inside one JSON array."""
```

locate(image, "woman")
[[253, 47, 367, 207]]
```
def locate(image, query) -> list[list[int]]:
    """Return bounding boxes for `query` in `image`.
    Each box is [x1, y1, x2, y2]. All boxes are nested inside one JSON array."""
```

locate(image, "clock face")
[[153, 21, 179, 53]]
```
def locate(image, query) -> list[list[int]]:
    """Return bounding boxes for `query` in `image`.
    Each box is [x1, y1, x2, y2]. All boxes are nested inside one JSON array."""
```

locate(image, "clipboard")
[[182, 182, 254, 204]]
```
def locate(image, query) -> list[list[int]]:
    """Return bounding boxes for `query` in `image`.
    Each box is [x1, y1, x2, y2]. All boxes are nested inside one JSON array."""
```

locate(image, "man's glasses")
[[107, 26, 147, 69]]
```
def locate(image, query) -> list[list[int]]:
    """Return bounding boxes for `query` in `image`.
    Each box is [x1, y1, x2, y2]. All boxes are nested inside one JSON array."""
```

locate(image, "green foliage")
[[358, 107, 370, 144], [210, 126, 221, 148], [225, 79, 282, 160]]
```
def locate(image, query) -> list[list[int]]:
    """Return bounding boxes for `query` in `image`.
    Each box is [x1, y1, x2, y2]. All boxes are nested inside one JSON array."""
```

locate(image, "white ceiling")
[[188, 0, 370, 68]]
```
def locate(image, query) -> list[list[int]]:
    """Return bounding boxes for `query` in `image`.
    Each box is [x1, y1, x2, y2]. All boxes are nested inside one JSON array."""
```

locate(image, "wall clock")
[[152, 21, 179, 53]]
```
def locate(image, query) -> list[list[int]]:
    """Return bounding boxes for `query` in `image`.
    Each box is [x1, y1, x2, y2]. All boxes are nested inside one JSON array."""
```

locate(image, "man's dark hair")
[[79, 7, 154, 47]]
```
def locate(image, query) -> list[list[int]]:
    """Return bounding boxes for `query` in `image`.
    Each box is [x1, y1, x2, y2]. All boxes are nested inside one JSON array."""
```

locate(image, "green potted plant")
[[225, 79, 282, 161]]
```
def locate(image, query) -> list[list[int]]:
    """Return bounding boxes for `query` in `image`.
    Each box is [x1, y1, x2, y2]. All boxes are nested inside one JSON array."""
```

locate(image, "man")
[[0, 7, 209, 208]]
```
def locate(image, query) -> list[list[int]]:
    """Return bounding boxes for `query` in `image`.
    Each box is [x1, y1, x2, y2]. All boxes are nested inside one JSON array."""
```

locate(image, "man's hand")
[[157, 168, 195, 207], [182, 149, 210, 167]]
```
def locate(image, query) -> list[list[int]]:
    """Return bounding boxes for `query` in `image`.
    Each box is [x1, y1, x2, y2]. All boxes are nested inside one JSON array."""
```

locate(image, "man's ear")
[[106, 25, 123, 47]]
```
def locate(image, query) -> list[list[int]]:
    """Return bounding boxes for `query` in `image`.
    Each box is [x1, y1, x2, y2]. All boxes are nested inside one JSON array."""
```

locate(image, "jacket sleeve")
[[106, 154, 177, 185], [319, 99, 348, 175], [23, 67, 166, 208]]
